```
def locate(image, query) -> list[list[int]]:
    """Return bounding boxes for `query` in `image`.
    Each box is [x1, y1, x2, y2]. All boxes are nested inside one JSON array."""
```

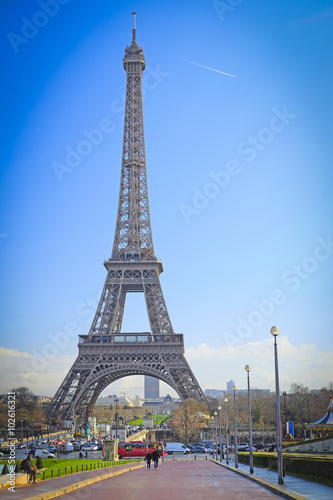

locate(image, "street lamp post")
[[184, 402, 188, 444], [224, 398, 229, 465], [245, 364, 254, 474], [270, 326, 284, 485], [115, 399, 119, 439], [21, 420, 23, 443], [210, 416, 214, 454], [214, 411, 218, 460], [217, 406, 222, 462], [232, 385, 238, 468], [282, 391, 287, 438]]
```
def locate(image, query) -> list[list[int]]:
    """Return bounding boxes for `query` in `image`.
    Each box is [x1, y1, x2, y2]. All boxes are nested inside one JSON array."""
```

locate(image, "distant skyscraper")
[[226, 380, 235, 392], [145, 376, 159, 399]]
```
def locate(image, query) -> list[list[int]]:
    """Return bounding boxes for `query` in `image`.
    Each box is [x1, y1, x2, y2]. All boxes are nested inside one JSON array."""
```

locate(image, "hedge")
[[238, 452, 333, 483]]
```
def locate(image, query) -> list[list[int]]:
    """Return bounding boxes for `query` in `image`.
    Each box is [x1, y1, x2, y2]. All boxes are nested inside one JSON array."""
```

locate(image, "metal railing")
[[79, 333, 183, 345]]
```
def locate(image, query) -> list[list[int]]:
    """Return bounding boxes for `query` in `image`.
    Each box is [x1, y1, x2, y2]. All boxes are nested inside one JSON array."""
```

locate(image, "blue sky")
[[0, 0, 332, 398]]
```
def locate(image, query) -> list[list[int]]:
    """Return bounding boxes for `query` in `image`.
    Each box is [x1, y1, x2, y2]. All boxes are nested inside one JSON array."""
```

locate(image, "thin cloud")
[[181, 58, 236, 78], [186, 337, 332, 392]]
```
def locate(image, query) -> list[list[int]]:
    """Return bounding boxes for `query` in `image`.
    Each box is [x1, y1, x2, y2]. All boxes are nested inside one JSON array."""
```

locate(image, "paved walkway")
[[0, 458, 332, 500], [212, 458, 333, 500], [0, 463, 143, 500]]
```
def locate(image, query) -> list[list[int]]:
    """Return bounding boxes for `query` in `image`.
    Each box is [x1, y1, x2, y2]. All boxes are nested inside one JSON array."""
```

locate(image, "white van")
[[34, 449, 56, 459], [165, 443, 190, 454]]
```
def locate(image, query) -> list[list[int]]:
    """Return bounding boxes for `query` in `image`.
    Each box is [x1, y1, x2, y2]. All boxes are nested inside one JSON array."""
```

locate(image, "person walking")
[[144, 451, 153, 469], [152, 449, 160, 469]]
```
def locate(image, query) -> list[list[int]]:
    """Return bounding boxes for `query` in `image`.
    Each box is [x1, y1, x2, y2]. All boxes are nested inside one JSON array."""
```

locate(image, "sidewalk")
[[0, 462, 144, 500], [211, 457, 333, 500]]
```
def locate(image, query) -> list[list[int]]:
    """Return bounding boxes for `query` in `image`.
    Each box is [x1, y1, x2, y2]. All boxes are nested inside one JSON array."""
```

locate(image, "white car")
[[81, 445, 98, 451], [34, 449, 56, 459]]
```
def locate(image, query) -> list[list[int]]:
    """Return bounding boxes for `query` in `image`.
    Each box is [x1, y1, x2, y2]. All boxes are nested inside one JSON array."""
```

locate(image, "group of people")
[[144, 449, 160, 469]]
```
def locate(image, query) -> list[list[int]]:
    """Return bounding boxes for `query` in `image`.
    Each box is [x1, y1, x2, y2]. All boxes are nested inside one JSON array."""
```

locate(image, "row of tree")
[[0, 388, 48, 436], [171, 382, 333, 442]]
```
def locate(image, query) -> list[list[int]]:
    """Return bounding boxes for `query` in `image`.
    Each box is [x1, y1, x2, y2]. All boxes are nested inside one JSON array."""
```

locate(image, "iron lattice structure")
[[49, 14, 206, 422]]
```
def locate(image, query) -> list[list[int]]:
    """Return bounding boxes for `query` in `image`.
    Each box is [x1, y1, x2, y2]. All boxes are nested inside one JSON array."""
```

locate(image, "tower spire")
[[132, 11, 137, 44]]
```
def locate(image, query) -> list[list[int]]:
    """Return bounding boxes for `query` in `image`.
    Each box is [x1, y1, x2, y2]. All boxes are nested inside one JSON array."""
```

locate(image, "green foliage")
[[36, 456, 43, 469], [128, 418, 143, 425], [10, 387, 37, 411], [14, 463, 20, 473], [1, 464, 9, 474]]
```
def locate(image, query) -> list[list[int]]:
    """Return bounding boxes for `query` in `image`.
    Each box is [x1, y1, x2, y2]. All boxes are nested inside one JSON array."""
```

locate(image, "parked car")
[[184, 444, 195, 452], [165, 443, 190, 454], [201, 441, 212, 449], [16, 444, 27, 449], [81, 445, 98, 451], [253, 443, 265, 451], [237, 445, 257, 452], [34, 449, 56, 459], [209, 445, 221, 455], [191, 445, 207, 454]]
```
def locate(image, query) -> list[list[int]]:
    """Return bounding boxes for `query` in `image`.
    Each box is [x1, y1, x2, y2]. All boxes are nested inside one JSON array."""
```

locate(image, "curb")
[[20, 465, 144, 500], [210, 459, 305, 500]]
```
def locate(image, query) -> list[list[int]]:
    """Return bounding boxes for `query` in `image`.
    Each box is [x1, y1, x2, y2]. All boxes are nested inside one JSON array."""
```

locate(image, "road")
[[53, 459, 282, 500]]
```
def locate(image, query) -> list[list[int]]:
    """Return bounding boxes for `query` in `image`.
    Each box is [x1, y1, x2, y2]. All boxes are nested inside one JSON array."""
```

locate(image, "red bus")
[[118, 441, 165, 458]]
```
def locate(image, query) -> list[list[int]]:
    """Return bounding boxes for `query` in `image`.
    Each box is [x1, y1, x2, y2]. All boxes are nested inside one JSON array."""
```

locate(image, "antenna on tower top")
[[132, 12, 137, 43]]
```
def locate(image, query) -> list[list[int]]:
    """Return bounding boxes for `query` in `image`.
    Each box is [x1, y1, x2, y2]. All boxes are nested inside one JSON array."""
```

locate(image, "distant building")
[[94, 395, 132, 407], [144, 376, 159, 399], [204, 389, 225, 398], [226, 380, 235, 392]]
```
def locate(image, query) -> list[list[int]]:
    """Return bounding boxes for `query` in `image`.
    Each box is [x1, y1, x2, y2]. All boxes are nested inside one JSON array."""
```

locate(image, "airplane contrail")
[[182, 58, 236, 78]]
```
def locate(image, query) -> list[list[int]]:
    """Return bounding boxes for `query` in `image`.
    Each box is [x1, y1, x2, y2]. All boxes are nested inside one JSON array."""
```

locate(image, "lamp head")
[[217, 406, 221, 411], [224, 397, 228, 403], [270, 326, 280, 336], [245, 364, 251, 372], [232, 385, 237, 391]]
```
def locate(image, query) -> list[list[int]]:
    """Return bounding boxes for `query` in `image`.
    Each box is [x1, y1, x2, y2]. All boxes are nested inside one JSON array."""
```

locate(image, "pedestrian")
[[21, 455, 37, 483], [79, 451, 83, 459], [144, 451, 153, 469], [85, 451, 88, 458], [152, 449, 160, 469]]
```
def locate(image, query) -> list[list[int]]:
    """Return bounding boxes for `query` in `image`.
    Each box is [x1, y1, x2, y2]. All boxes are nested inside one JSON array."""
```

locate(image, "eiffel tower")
[[49, 13, 206, 422]]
